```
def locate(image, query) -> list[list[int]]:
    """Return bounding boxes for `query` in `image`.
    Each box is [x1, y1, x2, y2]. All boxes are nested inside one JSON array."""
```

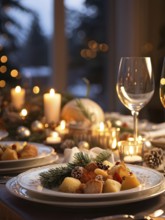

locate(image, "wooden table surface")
[[0, 182, 165, 220]]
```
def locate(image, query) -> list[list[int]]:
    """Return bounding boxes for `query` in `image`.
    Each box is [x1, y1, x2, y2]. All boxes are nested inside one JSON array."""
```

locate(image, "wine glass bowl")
[[116, 57, 155, 142], [160, 58, 165, 108]]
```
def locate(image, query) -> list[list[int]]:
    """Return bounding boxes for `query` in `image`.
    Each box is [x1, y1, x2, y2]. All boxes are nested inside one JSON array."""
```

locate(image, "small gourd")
[[61, 98, 104, 124]]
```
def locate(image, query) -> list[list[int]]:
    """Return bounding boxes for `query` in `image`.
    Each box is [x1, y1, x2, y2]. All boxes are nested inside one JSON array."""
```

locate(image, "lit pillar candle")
[[11, 86, 25, 110], [43, 89, 61, 124]]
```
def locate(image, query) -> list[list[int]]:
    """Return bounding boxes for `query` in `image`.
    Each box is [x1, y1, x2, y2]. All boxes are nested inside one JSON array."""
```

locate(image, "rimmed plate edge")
[[6, 177, 165, 207]]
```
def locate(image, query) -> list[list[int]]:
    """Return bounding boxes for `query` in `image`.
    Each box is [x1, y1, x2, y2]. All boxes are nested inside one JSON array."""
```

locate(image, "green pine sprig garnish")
[[39, 151, 111, 189], [76, 99, 94, 122], [94, 151, 111, 163], [39, 165, 72, 189], [68, 152, 91, 170]]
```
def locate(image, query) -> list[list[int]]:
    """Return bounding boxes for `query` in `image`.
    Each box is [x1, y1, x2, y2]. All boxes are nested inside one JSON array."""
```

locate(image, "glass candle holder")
[[118, 139, 143, 165]]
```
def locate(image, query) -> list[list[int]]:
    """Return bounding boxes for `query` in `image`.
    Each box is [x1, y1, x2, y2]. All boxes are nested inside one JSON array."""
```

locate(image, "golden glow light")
[[1, 55, 8, 63], [88, 40, 98, 51], [20, 108, 28, 119], [60, 120, 66, 130], [99, 43, 109, 52], [10, 69, 19, 77], [160, 78, 165, 85], [50, 88, 55, 96], [33, 86, 40, 94], [15, 86, 21, 93], [0, 80, 6, 87], [99, 122, 105, 132], [0, 65, 7, 73]]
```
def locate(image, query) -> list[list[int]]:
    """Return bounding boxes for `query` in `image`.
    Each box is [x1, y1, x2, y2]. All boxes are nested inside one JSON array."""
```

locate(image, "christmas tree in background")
[[0, 0, 34, 91]]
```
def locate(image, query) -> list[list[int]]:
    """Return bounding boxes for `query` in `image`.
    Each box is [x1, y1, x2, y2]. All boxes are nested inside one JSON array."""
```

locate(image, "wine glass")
[[116, 57, 155, 143], [160, 57, 165, 108]]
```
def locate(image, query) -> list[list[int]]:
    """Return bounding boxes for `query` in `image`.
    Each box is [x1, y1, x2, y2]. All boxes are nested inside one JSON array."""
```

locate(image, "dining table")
[[0, 113, 165, 220], [0, 182, 165, 220]]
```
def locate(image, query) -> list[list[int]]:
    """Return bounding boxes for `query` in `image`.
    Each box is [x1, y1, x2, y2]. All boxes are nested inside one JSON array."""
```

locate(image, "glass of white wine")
[[160, 58, 165, 108], [116, 57, 155, 143]]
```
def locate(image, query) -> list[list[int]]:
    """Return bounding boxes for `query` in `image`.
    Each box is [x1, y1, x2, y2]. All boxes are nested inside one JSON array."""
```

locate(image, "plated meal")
[[0, 141, 59, 174], [0, 142, 38, 160], [39, 152, 140, 194], [6, 160, 165, 207]]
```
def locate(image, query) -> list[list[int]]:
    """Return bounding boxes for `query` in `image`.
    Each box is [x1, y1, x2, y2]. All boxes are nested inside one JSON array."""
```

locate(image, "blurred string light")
[[33, 86, 40, 94], [10, 69, 19, 78], [80, 40, 109, 59], [0, 53, 20, 88], [0, 80, 6, 88], [1, 55, 8, 63], [0, 65, 7, 73]]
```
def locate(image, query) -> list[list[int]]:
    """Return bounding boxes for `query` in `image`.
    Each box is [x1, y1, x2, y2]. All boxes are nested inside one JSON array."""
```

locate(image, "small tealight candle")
[[11, 86, 25, 110], [56, 120, 69, 135], [20, 108, 28, 119], [124, 155, 143, 163], [118, 140, 143, 164], [43, 89, 61, 124], [124, 146, 143, 163], [46, 131, 61, 144]]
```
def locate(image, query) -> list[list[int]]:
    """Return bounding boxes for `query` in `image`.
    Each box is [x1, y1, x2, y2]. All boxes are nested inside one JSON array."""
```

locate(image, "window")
[[0, 0, 54, 92], [64, 0, 109, 110]]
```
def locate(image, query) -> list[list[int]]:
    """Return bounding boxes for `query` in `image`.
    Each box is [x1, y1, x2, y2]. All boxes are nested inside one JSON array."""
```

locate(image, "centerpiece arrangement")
[[0, 78, 164, 174], [0, 79, 124, 151]]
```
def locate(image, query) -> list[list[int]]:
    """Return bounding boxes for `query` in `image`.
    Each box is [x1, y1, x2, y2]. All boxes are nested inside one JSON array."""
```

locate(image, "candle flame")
[[60, 120, 66, 130], [129, 146, 134, 155], [20, 108, 28, 118], [111, 138, 117, 149], [99, 122, 105, 132], [50, 88, 55, 96], [15, 86, 21, 93], [51, 131, 59, 138]]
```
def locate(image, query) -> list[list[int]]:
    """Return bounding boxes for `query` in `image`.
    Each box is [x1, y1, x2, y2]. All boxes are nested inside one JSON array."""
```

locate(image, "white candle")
[[11, 86, 25, 110], [124, 155, 143, 163], [43, 89, 61, 124], [46, 131, 61, 144]]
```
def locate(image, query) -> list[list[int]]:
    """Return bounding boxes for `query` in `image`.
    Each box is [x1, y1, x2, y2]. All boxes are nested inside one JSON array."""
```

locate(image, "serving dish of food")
[[0, 141, 58, 173]]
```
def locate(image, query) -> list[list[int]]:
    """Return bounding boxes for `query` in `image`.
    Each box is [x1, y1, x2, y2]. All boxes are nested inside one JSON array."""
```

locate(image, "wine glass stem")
[[131, 111, 139, 143]]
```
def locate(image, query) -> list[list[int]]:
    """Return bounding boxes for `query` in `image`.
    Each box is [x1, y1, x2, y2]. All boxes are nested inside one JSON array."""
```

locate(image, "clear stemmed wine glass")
[[160, 57, 165, 109], [116, 57, 155, 143]]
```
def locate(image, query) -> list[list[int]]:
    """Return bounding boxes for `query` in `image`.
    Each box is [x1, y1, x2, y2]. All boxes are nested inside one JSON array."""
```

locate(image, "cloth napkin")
[[141, 128, 165, 139], [63, 146, 115, 163]]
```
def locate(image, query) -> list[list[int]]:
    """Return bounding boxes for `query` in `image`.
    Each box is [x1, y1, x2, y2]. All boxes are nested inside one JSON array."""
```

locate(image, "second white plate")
[[0, 141, 54, 169]]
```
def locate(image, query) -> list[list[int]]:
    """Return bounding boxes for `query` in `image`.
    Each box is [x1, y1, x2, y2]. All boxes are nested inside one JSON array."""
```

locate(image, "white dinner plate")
[[0, 141, 54, 168], [6, 177, 165, 207], [0, 154, 59, 174], [17, 163, 165, 201]]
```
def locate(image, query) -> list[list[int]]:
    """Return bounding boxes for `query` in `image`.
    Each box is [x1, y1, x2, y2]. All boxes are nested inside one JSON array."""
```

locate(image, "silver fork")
[[90, 209, 165, 220]]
